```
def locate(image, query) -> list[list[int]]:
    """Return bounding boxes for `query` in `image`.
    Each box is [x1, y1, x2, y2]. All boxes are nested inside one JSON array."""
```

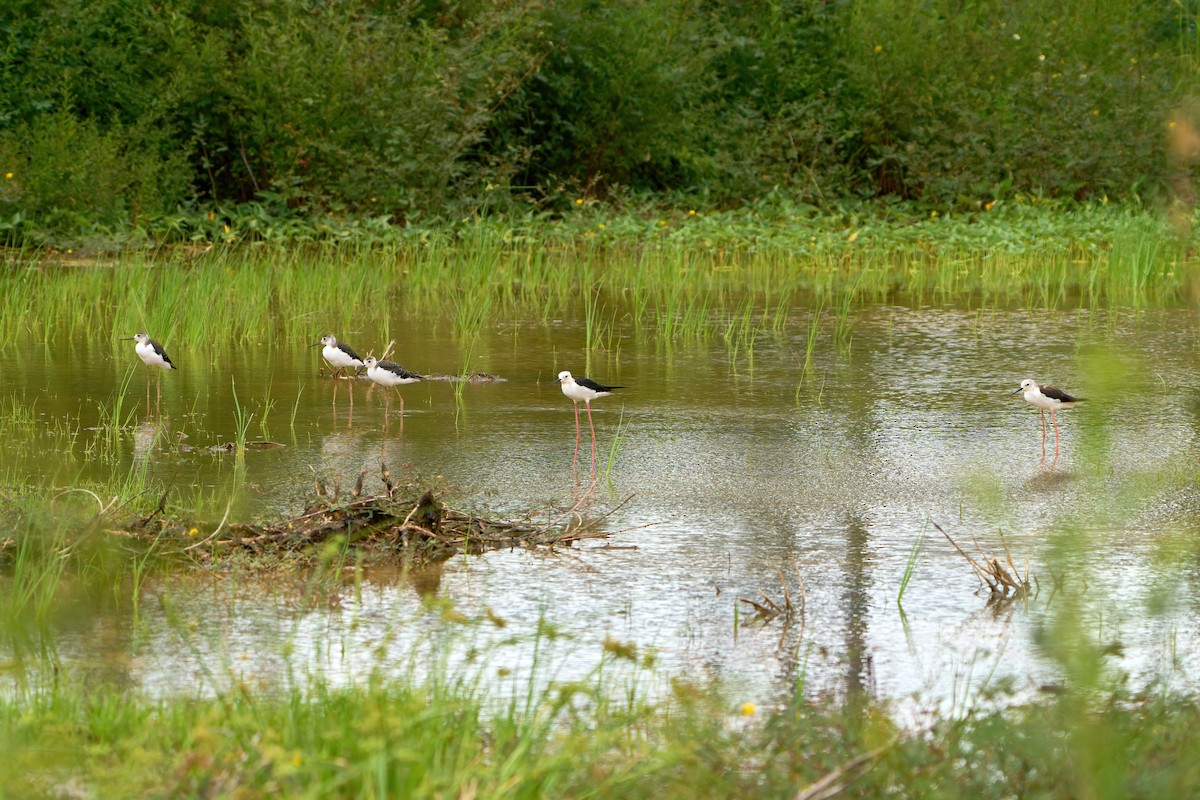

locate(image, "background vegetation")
[[0, 0, 1195, 243]]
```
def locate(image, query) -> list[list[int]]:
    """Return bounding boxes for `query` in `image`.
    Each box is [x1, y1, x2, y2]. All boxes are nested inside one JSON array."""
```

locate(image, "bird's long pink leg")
[[587, 401, 598, 480], [1051, 410, 1061, 457], [573, 401, 581, 476], [1040, 410, 1047, 457]]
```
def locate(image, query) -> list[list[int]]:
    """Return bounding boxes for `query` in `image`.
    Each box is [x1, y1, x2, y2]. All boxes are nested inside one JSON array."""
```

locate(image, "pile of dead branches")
[[121, 463, 623, 565]]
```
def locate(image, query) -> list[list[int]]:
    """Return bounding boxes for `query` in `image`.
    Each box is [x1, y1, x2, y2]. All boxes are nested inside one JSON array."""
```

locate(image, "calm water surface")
[[5, 301, 1200, 711]]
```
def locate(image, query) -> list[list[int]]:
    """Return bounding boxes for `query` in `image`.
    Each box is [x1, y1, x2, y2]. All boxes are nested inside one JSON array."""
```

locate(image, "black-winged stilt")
[[555, 370, 622, 479], [121, 332, 175, 405], [310, 334, 364, 405], [1012, 378, 1081, 458], [364, 356, 424, 416]]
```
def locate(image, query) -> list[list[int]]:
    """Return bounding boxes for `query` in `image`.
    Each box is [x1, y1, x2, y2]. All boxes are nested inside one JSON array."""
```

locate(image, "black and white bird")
[[121, 332, 175, 405], [364, 356, 424, 416], [311, 334, 364, 376], [123, 332, 176, 371], [310, 334, 365, 405], [1012, 378, 1081, 458], [555, 370, 623, 479]]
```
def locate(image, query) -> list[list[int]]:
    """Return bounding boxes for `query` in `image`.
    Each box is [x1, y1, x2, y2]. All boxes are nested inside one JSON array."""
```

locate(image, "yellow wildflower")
[[874, 45, 882, 54], [4, 172, 11, 179], [575, 198, 584, 205], [741, 703, 756, 716]]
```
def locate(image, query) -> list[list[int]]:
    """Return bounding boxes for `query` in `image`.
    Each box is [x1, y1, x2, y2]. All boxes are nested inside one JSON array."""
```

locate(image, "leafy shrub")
[[0, 0, 1193, 240], [835, 0, 1180, 202], [0, 111, 190, 239], [221, 0, 540, 219], [499, 0, 718, 201]]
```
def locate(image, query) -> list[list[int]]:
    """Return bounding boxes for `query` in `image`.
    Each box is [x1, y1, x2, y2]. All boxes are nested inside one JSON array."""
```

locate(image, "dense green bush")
[[496, 0, 718, 198], [0, 0, 1193, 241], [835, 0, 1179, 202], [222, 0, 540, 217]]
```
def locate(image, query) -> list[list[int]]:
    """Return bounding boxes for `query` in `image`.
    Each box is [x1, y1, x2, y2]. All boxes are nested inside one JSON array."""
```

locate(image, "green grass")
[[0, 204, 1194, 353], [897, 523, 927, 608], [1, 640, 1200, 798]]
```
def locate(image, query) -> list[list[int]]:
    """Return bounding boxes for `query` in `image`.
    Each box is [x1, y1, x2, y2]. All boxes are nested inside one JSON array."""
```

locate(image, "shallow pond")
[[5, 298, 1200, 711]]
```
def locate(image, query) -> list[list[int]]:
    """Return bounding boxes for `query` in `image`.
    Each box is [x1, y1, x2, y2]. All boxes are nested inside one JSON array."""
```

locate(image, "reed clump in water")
[[933, 521, 1031, 607]]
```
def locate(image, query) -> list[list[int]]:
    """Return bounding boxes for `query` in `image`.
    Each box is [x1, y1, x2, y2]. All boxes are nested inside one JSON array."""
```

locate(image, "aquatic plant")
[[897, 525, 927, 608]]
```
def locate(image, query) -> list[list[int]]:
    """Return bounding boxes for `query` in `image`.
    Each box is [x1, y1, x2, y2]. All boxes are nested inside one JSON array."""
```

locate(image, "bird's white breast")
[[323, 344, 358, 369], [135, 341, 169, 369]]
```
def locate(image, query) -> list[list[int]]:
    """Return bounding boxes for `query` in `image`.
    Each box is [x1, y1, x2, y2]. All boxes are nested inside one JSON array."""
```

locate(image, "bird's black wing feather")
[[150, 339, 176, 369], [1040, 384, 1078, 402], [379, 360, 423, 380], [576, 377, 623, 392], [338, 342, 363, 362]]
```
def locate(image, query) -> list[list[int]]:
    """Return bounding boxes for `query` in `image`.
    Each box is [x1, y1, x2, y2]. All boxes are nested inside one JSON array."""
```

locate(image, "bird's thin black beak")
[[308, 341, 322, 348], [1010, 387, 1023, 395], [119, 336, 135, 341]]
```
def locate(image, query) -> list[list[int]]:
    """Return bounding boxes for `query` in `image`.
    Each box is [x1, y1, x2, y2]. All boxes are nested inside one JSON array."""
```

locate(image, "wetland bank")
[[5, 210, 1200, 795]]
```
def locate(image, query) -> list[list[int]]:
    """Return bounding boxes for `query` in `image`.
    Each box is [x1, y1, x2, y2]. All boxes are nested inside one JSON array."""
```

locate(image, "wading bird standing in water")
[[1012, 378, 1081, 459], [364, 356, 424, 418], [122, 332, 176, 407], [310, 334, 365, 406], [555, 370, 623, 481]]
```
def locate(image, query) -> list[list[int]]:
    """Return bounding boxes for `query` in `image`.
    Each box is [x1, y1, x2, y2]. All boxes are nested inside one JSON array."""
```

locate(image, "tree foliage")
[[0, 0, 1190, 237]]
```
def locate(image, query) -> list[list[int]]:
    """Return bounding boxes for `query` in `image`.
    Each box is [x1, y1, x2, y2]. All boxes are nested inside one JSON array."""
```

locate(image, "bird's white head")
[[1012, 378, 1038, 396], [133, 332, 150, 343], [321, 334, 336, 347], [556, 370, 573, 384], [364, 356, 378, 368]]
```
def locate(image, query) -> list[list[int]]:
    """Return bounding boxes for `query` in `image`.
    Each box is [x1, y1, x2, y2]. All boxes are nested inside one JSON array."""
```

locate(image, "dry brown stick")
[[932, 521, 990, 584], [738, 598, 776, 616], [758, 588, 783, 614], [376, 339, 396, 362], [398, 523, 456, 544], [795, 566, 807, 621], [531, 492, 636, 538], [795, 741, 896, 800]]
